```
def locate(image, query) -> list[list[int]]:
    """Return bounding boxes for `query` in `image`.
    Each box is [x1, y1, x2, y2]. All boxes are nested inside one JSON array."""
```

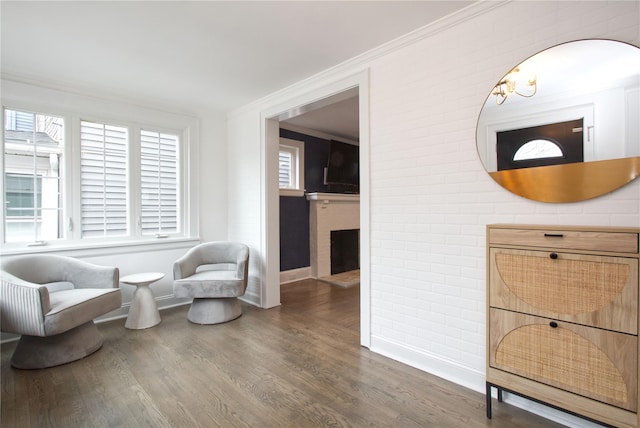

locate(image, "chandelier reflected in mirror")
[[492, 67, 537, 105]]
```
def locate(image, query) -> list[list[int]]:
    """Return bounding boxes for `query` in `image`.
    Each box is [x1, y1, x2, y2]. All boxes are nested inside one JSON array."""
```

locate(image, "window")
[[140, 130, 179, 236], [513, 139, 563, 161], [279, 138, 304, 197], [3, 109, 64, 243], [279, 149, 293, 188], [80, 120, 128, 238], [2, 107, 189, 248]]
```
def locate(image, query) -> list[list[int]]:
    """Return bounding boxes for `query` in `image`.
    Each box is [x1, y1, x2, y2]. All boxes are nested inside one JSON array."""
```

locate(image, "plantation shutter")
[[140, 130, 179, 235], [80, 121, 128, 237], [279, 150, 292, 188], [5, 110, 34, 131]]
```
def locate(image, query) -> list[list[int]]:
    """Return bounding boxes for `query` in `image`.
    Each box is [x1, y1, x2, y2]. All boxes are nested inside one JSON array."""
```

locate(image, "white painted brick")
[[369, 0, 639, 381]]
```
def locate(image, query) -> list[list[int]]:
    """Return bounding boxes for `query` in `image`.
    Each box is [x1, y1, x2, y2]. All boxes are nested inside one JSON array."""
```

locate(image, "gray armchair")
[[173, 242, 249, 324], [1, 254, 121, 369]]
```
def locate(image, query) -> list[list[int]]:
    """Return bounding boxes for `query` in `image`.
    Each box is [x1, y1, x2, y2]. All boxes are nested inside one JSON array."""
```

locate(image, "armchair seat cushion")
[[45, 281, 74, 293], [45, 288, 121, 336], [174, 270, 245, 298]]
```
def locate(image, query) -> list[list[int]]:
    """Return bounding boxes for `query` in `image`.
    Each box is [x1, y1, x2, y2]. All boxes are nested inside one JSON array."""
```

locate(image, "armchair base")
[[11, 321, 104, 369], [187, 298, 242, 324]]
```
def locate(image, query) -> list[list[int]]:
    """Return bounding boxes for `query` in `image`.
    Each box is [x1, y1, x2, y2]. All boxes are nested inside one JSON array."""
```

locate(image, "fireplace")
[[307, 192, 360, 278], [331, 229, 359, 274]]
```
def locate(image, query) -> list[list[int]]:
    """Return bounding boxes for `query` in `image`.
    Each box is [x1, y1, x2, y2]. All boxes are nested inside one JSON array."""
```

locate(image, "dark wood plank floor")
[[1, 279, 562, 427]]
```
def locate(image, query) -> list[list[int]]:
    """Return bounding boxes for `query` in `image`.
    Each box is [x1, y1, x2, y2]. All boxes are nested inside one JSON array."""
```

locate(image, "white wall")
[[226, 1, 639, 426], [367, 0, 638, 362], [199, 113, 230, 242], [227, 109, 265, 305], [370, 2, 638, 425]]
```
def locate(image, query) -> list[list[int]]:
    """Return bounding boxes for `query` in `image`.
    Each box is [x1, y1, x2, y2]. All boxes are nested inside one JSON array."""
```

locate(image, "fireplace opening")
[[330, 229, 360, 275]]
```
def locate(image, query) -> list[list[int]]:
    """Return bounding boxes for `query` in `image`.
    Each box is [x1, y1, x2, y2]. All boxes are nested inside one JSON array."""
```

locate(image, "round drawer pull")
[[549, 321, 558, 328], [549, 252, 558, 259]]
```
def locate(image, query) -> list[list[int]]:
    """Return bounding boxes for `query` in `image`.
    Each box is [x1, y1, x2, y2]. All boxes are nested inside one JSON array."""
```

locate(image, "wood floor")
[[1, 279, 563, 427]]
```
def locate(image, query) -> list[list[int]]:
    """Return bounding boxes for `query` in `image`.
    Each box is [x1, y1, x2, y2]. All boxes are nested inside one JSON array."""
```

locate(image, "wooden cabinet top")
[[487, 224, 639, 254]]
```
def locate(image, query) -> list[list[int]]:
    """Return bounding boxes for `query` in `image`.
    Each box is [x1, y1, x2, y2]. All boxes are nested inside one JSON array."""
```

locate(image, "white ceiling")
[[283, 94, 361, 141], [1, 1, 472, 113], [481, 39, 640, 111]]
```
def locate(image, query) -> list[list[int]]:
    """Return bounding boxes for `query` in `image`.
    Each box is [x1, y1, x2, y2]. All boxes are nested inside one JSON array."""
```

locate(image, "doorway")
[[263, 71, 371, 348], [279, 95, 359, 281]]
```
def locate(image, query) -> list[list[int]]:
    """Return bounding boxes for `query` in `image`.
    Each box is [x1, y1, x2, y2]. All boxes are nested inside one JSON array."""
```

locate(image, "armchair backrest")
[[1, 254, 119, 289]]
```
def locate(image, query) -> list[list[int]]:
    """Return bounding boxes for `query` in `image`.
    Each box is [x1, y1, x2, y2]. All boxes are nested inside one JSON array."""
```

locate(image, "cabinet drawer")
[[489, 248, 638, 334], [489, 227, 639, 254], [489, 308, 638, 412]]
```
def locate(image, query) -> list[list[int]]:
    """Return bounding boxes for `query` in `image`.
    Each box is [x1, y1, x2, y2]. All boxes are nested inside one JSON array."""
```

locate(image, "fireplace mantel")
[[307, 193, 360, 278], [306, 192, 359, 203]]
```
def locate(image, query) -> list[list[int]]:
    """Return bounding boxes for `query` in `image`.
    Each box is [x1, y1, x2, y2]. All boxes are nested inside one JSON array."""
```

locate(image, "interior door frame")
[[261, 70, 371, 348]]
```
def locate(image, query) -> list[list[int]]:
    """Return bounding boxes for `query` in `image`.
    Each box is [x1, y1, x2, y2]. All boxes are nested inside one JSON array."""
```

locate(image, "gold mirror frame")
[[476, 39, 640, 203]]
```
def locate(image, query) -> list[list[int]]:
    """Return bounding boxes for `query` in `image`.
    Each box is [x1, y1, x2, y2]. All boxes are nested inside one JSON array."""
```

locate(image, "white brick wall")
[[366, 0, 639, 405]]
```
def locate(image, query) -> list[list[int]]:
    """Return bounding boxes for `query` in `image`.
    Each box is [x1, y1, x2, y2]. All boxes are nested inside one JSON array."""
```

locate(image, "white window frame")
[[2, 109, 65, 244], [279, 137, 305, 197], [1, 95, 198, 254]]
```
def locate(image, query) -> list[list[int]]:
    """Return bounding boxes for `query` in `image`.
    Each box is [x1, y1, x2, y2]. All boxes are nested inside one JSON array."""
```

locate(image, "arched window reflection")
[[496, 119, 583, 170], [513, 139, 563, 161]]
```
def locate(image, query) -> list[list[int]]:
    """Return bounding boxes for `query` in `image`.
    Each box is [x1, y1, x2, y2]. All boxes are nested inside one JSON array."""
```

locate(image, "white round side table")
[[121, 272, 164, 329]]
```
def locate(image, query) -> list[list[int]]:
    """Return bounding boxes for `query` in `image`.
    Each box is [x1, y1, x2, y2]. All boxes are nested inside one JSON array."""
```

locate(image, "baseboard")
[[370, 336, 485, 393], [240, 290, 261, 307], [370, 336, 602, 428], [280, 267, 311, 284]]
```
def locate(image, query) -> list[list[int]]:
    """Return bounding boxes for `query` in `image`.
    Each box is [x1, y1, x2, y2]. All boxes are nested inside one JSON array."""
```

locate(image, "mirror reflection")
[[477, 39, 640, 174], [477, 40, 640, 172]]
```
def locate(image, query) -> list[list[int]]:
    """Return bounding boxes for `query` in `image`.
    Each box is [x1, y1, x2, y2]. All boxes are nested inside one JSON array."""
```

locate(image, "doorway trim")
[[261, 70, 371, 348]]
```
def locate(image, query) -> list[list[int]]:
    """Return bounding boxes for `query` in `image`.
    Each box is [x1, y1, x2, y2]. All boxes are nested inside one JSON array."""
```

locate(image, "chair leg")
[[187, 298, 242, 324], [11, 321, 104, 369]]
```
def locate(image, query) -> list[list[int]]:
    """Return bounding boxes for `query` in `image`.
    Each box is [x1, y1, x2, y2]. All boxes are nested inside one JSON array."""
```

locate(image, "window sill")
[[0, 236, 200, 258], [279, 189, 305, 197]]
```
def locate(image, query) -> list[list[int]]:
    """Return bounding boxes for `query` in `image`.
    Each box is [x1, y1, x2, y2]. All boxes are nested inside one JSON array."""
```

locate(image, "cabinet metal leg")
[[485, 382, 617, 427], [486, 382, 492, 419]]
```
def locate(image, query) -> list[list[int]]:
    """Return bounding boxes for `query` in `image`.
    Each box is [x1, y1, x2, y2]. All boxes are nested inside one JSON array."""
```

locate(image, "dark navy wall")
[[279, 129, 330, 271]]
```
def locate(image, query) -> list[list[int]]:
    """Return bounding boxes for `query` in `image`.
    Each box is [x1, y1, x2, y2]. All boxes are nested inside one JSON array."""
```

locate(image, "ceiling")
[[282, 94, 361, 141], [1, 1, 472, 136], [482, 39, 640, 110]]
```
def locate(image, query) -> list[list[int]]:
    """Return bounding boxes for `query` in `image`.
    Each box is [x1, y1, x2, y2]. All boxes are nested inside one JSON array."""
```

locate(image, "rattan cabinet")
[[486, 224, 640, 427]]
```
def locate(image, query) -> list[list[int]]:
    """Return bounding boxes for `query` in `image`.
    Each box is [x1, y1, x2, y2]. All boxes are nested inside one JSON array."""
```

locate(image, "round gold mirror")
[[476, 39, 640, 202]]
